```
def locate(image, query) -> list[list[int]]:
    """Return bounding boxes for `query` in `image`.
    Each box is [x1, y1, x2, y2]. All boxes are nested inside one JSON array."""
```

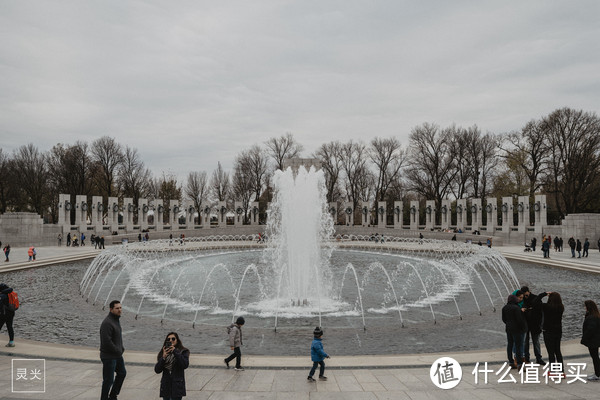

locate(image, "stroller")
[[524, 242, 532, 252]]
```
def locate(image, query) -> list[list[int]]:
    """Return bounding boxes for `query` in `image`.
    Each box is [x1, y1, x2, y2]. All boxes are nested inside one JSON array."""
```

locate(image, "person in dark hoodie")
[[534, 292, 565, 374], [502, 294, 527, 369], [155, 331, 190, 399], [224, 316, 245, 371], [581, 300, 600, 381], [0, 283, 15, 347], [522, 287, 545, 365], [100, 300, 126, 400]]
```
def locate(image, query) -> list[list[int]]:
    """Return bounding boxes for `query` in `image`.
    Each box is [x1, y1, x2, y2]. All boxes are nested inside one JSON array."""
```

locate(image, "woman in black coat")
[[155, 332, 190, 400], [535, 292, 564, 373], [581, 300, 600, 381]]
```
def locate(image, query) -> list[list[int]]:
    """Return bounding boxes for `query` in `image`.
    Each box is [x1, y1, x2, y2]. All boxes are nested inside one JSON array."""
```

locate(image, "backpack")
[[7, 291, 19, 311]]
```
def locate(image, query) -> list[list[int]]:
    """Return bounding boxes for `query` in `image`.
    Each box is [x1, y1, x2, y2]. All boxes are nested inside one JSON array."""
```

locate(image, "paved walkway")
[[0, 242, 599, 399]]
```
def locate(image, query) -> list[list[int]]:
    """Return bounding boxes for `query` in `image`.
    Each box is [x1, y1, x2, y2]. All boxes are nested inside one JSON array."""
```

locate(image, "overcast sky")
[[1, 1, 599, 179]]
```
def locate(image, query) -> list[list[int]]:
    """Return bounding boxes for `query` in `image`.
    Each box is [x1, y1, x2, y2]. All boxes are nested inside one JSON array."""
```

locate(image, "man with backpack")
[[0, 282, 17, 347]]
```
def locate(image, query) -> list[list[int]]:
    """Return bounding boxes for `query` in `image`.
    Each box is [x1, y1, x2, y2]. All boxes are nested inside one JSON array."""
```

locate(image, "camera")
[[164, 339, 173, 349]]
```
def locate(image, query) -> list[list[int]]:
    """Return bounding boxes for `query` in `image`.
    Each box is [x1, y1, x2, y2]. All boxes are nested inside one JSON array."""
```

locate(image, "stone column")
[[250, 202, 259, 225], [360, 201, 370, 227], [182, 200, 194, 227], [501, 196, 513, 232], [424, 200, 435, 230], [517, 195, 530, 233], [75, 195, 88, 232], [139, 198, 149, 231], [486, 197, 497, 234], [169, 200, 180, 227], [377, 201, 386, 226], [234, 201, 244, 226], [534, 194, 547, 233], [92, 196, 103, 232], [58, 194, 71, 228], [218, 201, 228, 227], [441, 199, 451, 230], [123, 198, 135, 232], [456, 198, 467, 231], [329, 202, 338, 225], [470, 198, 482, 232], [344, 202, 354, 226], [155, 200, 164, 231], [409, 200, 419, 231], [393, 201, 403, 229], [107, 197, 119, 233]]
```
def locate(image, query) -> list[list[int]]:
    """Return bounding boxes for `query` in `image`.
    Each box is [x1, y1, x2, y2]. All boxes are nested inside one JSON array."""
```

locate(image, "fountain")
[[80, 166, 520, 335]]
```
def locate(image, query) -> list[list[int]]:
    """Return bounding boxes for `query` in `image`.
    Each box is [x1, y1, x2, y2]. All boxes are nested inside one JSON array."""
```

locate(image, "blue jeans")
[[309, 361, 325, 377], [525, 331, 543, 362], [101, 357, 126, 400], [507, 332, 524, 365]]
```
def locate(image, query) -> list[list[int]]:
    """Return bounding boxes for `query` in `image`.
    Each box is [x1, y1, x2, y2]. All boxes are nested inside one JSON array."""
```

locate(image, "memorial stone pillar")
[[441, 199, 452, 230], [534, 194, 547, 233], [218, 201, 227, 227], [486, 197, 497, 234], [328, 202, 338, 225], [154, 200, 164, 231], [456, 198, 467, 231], [377, 202, 386, 227], [360, 201, 370, 227], [58, 194, 71, 228], [92, 196, 103, 232], [425, 200, 435, 230], [393, 201, 403, 229], [470, 198, 482, 232], [344, 202, 354, 226], [107, 197, 119, 233], [169, 200, 179, 227], [501, 196, 513, 233], [123, 198, 134, 232], [234, 201, 244, 226], [250, 202, 259, 225], [409, 200, 419, 231], [139, 198, 149, 231], [518, 195, 530, 233], [75, 195, 88, 232], [182, 200, 194, 227]]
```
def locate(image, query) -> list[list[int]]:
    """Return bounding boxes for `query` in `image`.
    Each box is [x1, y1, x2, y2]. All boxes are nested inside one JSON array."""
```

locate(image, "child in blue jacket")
[[307, 326, 330, 382]]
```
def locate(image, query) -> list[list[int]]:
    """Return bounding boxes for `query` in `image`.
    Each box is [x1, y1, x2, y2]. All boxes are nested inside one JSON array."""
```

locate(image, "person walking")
[[57, 233, 62, 246], [569, 237, 576, 258], [224, 317, 245, 371], [307, 327, 330, 382], [531, 237, 537, 252], [67, 232, 71, 247], [100, 300, 127, 400], [581, 300, 600, 381], [576, 239, 582, 258], [0, 283, 16, 347], [3, 244, 9, 262], [535, 292, 565, 375], [502, 294, 527, 369], [155, 332, 190, 400], [583, 238, 590, 258]]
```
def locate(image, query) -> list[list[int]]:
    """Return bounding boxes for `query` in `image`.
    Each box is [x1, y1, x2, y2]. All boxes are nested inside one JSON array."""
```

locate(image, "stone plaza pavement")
[[0, 242, 599, 399]]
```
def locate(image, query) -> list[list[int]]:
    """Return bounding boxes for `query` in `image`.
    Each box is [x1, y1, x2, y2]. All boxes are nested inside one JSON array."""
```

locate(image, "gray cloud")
[[1, 1, 599, 178]]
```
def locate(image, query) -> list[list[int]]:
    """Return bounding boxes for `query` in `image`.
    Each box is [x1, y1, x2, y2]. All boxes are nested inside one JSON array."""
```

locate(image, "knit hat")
[[236, 316, 245, 325], [313, 326, 323, 337]]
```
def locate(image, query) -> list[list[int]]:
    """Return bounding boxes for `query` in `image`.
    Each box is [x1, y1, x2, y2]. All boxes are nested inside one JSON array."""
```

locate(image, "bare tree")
[[542, 108, 600, 216], [405, 123, 457, 208], [369, 137, 406, 202], [500, 120, 550, 199], [265, 133, 304, 171], [210, 162, 230, 202], [91, 136, 124, 198], [231, 155, 254, 221], [340, 141, 369, 209], [185, 171, 210, 220], [246, 145, 269, 201], [118, 146, 152, 209], [314, 141, 344, 203], [11, 144, 50, 215], [448, 126, 472, 199], [464, 126, 500, 200]]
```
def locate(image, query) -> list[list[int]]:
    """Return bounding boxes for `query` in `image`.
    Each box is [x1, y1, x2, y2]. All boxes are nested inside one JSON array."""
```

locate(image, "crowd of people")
[[502, 286, 600, 381], [531, 235, 599, 259]]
